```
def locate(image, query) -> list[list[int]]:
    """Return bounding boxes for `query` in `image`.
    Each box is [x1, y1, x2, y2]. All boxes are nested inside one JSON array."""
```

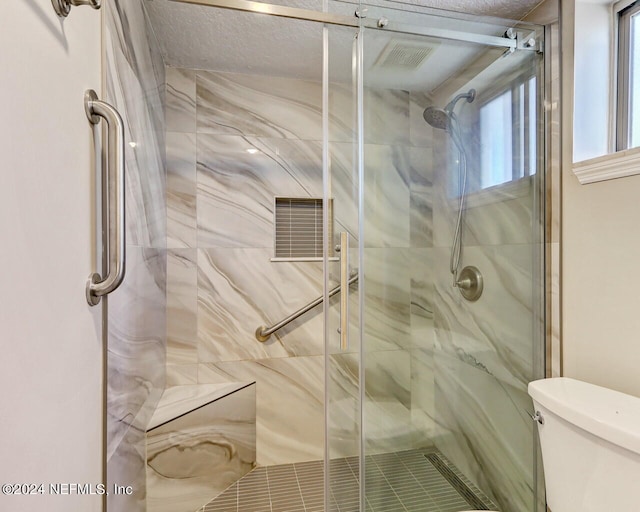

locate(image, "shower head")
[[423, 106, 451, 130], [422, 88, 476, 131]]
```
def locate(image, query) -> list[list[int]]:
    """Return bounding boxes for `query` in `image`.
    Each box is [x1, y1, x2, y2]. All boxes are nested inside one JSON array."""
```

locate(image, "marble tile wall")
[[360, 90, 439, 457], [163, 57, 545, 512], [166, 67, 328, 467], [165, 66, 438, 465], [105, 1, 167, 511], [406, 92, 440, 450]]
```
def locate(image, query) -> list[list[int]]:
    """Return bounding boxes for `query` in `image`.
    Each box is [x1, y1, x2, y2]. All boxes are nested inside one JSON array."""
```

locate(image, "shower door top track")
[[169, 0, 525, 50]]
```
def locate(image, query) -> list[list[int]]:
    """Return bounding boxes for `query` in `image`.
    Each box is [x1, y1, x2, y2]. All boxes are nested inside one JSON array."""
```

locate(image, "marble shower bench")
[[146, 382, 256, 512]]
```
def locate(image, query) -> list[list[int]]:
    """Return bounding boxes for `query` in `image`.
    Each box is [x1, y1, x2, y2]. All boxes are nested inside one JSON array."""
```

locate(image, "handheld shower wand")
[[423, 89, 483, 301]]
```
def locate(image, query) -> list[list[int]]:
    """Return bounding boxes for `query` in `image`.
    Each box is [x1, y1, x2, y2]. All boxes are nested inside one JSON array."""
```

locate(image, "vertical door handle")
[[340, 232, 349, 350], [85, 90, 126, 306]]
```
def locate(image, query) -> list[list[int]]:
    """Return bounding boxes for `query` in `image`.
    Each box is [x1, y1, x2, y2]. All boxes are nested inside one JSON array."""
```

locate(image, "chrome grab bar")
[[85, 90, 126, 306], [255, 272, 358, 342], [52, 0, 101, 18]]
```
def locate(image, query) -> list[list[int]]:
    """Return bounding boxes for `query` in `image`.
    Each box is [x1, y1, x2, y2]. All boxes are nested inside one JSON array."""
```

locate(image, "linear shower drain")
[[425, 453, 492, 510]]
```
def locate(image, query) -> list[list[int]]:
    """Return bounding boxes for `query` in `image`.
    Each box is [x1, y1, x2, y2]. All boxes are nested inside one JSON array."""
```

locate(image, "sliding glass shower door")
[[324, 4, 546, 511], [323, 20, 363, 512]]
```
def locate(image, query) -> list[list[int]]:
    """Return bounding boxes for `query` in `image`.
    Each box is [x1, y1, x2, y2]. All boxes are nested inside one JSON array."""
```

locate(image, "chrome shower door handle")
[[340, 232, 349, 351], [85, 90, 126, 306]]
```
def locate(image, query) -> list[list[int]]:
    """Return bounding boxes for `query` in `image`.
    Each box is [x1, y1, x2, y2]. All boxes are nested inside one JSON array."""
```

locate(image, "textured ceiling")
[[396, 0, 542, 19], [144, 0, 544, 91]]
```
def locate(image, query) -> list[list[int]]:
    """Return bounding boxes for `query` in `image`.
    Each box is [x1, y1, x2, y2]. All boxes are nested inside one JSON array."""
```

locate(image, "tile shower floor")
[[200, 449, 496, 512]]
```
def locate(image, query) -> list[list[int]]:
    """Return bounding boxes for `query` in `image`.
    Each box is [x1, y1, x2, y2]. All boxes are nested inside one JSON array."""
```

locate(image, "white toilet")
[[528, 377, 640, 512]]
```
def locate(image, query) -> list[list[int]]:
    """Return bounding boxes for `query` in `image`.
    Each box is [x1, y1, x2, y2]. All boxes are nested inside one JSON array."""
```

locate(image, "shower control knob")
[[377, 17, 389, 28], [455, 266, 483, 302]]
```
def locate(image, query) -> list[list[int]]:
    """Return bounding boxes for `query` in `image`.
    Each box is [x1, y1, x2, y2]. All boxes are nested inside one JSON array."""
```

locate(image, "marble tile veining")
[[167, 132, 197, 248], [147, 384, 256, 512], [108, 423, 147, 512], [432, 244, 535, 389], [363, 248, 411, 351], [327, 141, 359, 242], [197, 247, 323, 362], [435, 352, 533, 512], [167, 249, 198, 365], [197, 134, 276, 249], [409, 91, 435, 148], [107, 247, 166, 454], [105, 2, 167, 512], [365, 350, 411, 410], [197, 134, 321, 249], [166, 67, 196, 132], [256, 137, 323, 197], [363, 144, 411, 248], [463, 186, 536, 247], [411, 346, 438, 442], [105, 5, 166, 248], [148, 382, 253, 430], [411, 248, 434, 329], [328, 353, 360, 459], [409, 147, 434, 248], [363, 88, 411, 146], [166, 364, 198, 387], [197, 71, 323, 140], [364, 353, 418, 455], [199, 357, 323, 466]]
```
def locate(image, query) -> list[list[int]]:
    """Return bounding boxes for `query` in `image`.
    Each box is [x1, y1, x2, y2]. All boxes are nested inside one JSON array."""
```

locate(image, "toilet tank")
[[528, 378, 640, 512]]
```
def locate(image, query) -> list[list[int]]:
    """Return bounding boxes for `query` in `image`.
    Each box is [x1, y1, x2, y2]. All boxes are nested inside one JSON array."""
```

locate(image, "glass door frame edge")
[[169, 0, 523, 49], [355, 25, 366, 512], [321, 19, 331, 512]]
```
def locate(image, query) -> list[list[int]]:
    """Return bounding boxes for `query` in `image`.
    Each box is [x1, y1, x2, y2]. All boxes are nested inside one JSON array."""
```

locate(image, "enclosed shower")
[[101, 1, 547, 511]]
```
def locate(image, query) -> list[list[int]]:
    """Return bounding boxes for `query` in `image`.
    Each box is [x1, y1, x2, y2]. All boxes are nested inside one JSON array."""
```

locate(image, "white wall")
[[563, 169, 640, 398], [0, 2, 102, 511]]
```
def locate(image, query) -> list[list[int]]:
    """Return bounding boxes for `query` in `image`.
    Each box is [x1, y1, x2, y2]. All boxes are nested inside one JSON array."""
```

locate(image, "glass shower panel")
[[152, 3, 333, 510], [360, 9, 544, 512], [323, 22, 363, 512]]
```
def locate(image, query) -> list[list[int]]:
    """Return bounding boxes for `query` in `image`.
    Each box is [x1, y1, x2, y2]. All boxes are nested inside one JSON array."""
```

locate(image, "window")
[[617, 1, 640, 150], [476, 75, 537, 191]]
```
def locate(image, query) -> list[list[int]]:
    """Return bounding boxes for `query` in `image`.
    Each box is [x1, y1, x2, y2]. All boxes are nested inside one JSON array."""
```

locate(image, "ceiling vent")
[[374, 40, 438, 70]]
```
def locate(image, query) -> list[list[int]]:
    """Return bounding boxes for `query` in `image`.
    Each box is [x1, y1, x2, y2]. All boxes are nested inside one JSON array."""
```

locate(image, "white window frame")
[[616, 0, 640, 150], [571, 0, 640, 183]]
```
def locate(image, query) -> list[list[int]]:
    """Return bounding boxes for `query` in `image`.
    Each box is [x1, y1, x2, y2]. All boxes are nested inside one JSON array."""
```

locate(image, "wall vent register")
[[273, 197, 332, 261]]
